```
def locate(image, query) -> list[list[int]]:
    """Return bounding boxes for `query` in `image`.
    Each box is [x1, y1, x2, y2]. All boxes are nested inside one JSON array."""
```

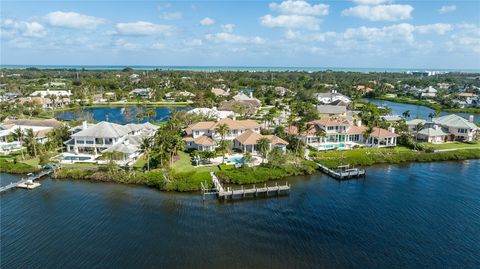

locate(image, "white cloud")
[[260, 14, 320, 30], [115, 21, 175, 36], [352, 0, 389, 5], [114, 39, 142, 50], [160, 12, 182, 20], [438, 5, 456, 14], [45, 11, 105, 29], [342, 4, 413, 21], [447, 24, 480, 53], [200, 17, 215, 26], [269, 0, 329, 16], [1, 19, 46, 38], [221, 24, 235, 33], [416, 23, 452, 35], [205, 32, 265, 45]]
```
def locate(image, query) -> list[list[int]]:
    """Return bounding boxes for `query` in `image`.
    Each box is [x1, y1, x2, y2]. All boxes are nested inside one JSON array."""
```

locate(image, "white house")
[[432, 114, 478, 142], [42, 82, 66, 87], [316, 91, 351, 105], [63, 121, 158, 165], [186, 107, 234, 120], [30, 89, 72, 98]]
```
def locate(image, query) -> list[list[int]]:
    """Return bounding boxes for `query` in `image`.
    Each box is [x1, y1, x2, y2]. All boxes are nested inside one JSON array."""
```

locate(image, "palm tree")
[[241, 151, 253, 167], [140, 137, 151, 171], [402, 110, 411, 119], [144, 108, 157, 122], [363, 125, 375, 146], [12, 127, 25, 160], [314, 127, 326, 145], [23, 128, 38, 157], [413, 122, 425, 150], [257, 137, 271, 164], [428, 110, 440, 121], [215, 123, 229, 163]]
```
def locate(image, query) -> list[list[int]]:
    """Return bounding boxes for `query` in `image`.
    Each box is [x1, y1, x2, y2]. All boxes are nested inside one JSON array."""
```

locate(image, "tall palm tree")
[[363, 125, 375, 146], [413, 122, 425, 150], [140, 137, 151, 171], [215, 123, 229, 163], [23, 128, 38, 157], [402, 110, 411, 119], [257, 137, 271, 164], [12, 127, 25, 160], [314, 127, 326, 145]]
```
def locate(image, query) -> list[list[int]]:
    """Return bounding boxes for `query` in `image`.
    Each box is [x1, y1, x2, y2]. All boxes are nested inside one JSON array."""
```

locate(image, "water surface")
[[365, 98, 480, 123], [1, 161, 479, 268], [54, 106, 190, 124]]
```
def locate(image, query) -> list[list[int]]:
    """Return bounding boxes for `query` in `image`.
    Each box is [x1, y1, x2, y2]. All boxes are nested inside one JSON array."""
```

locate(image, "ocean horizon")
[[1, 65, 479, 73]]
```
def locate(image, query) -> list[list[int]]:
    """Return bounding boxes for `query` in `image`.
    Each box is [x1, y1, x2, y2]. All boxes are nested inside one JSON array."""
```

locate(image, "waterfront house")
[[432, 114, 478, 142], [184, 118, 262, 152], [0, 118, 63, 152], [218, 100, 261, 116], [18, 96, 71, 110], [129, 88, 153, 99], [63, 121, 158, 165], [233, 129, 288, 153], [407, 114, 478, 142], [355, 85, 374, 94], [286, 117, 398, 150], [316, 91, 351, 105], [232, 91, 261, 105]]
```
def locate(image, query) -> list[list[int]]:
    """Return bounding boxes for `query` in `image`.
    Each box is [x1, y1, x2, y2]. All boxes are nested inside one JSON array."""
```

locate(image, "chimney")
[[356, 120, 362, 127], [469, 115, 474, 123], [388, 127, 395, 133], [82, 121, 88, 130], [433, 124, 438, 130], [249, 91, 253, 98], [232, 115, 237, 121]]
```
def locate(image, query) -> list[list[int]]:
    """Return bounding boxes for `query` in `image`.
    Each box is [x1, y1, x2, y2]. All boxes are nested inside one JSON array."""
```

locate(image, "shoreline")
[[373, 96, 480, 114], [51, 102, 191, 113], [3, 148, 479, 192]]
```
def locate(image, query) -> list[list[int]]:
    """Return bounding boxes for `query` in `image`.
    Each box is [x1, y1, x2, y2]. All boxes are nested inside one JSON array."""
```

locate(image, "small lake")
[[1, 160, 479, 268], [364, 98, 480, 123], [55, 106, 191, 124]]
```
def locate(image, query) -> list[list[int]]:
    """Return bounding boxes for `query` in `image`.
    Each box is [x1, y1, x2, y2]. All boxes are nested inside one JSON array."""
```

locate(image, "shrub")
[[0, 159, 40, 174]]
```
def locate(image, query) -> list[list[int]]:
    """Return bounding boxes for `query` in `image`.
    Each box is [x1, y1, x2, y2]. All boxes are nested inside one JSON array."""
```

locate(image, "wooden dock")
[[0, 169, 54, 193], [316, 163, 366, 180], [201, 172, 290, 200]]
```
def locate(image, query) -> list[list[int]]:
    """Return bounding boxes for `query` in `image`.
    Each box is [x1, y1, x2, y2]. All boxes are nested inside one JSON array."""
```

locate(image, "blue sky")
[[1, 0, 479, 69]]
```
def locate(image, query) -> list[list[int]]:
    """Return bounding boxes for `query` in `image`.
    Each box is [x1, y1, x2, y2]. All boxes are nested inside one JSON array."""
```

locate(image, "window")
[[458, 128, 467, 133], [328, 126, 334, 131], [194, 131, 199, 136]]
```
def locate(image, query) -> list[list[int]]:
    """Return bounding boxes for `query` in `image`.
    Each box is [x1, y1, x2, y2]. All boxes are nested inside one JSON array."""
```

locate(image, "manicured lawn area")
[[60, 162, 102, 169], [171, 151, 218, 173], [310, 146, 480, 168], [21, 157, 40, 167], [132, 156, 147, 169], [419, 141, 480, 150]]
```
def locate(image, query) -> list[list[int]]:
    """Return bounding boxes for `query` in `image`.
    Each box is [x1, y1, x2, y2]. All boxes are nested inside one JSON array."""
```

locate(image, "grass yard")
[[132, 156, 147, 169], [171, 151, 218, 173], [310, 146, 480, 168], [418, 141, 480, 150]]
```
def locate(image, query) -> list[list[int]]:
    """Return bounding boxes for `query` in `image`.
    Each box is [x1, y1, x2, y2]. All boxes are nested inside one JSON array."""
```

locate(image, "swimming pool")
[[319, 143, 347, 150], [227, 156, 244, 164]]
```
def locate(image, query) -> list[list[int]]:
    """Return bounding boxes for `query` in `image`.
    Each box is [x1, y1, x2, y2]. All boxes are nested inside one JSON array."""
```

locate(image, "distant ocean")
[[1, 65, 479, 73]]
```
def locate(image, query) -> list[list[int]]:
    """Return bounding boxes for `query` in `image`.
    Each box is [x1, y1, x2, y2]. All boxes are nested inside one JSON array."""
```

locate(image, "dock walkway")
[[0, 169, 54, 193], [201, 172, 290, 200], [316, 163, 365, 180]]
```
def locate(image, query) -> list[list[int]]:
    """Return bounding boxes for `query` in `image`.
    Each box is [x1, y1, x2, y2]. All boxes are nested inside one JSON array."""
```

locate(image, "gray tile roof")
[[433, 114, 477, 129]]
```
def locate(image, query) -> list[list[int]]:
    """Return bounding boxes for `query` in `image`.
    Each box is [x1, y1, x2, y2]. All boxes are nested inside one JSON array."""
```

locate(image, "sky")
[[1, 0, 479, 69]]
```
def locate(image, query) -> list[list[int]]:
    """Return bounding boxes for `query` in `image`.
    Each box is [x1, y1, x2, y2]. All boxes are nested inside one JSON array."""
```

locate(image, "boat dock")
[[0, 169, 54, 193], [201, 172, 290, 200], [316, 163, 366, 180]]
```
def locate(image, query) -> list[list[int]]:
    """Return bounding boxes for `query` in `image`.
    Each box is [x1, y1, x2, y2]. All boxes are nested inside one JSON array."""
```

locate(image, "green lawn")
[[132, 156, 147, 169], [20, 157, 40, 167], [60, 162, 103, 169], [171, 151, 218, 173], [418, 141, 480, 150]]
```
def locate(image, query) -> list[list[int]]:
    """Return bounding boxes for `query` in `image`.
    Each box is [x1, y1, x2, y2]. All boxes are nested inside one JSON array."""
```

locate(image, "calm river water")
[[1, 160, 479, 268], [54, 106, 190, 124], [365, 99, 480, 123]]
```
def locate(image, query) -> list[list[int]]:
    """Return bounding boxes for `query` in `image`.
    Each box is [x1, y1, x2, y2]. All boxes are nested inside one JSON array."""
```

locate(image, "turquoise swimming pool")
[[320, 143, 347, 150], [227, 156, 243, 164]]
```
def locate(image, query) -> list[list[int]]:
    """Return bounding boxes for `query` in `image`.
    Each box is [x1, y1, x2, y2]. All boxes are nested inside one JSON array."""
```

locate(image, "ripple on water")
[[1, 160, 480, 268]]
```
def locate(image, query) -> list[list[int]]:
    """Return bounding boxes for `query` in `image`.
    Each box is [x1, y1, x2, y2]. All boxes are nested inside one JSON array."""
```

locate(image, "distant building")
[[165, 91, 195, 101], [211, 87, 230, 97], [316, 91, 351, 105], [129, 88, 153, 99], [42, 82, 66, 87], [317, 105, 347, 117], [30, 89, 72, 98]]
